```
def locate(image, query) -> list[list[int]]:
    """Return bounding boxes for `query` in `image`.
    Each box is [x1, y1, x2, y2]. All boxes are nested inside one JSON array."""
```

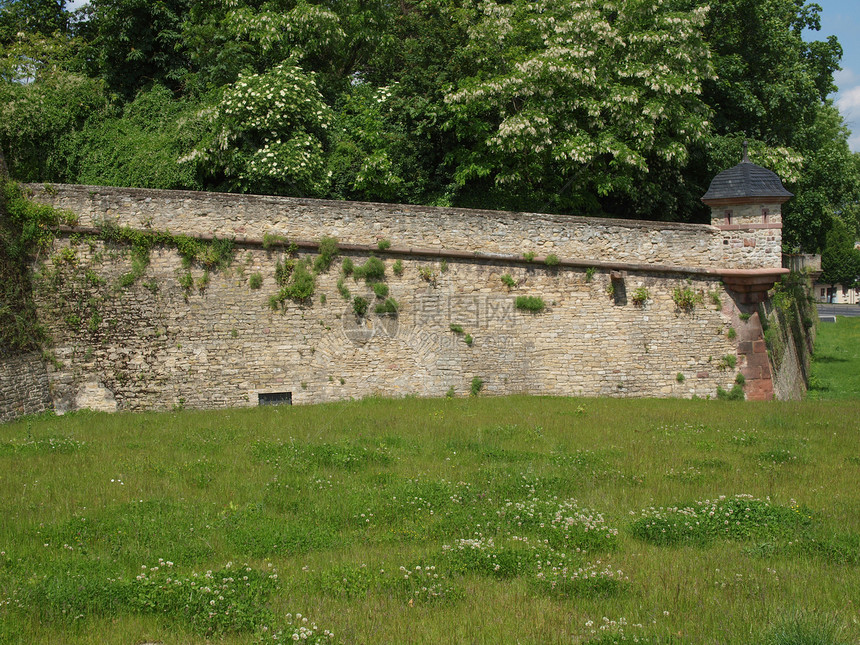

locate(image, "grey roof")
[[702, 152, 793, 203]]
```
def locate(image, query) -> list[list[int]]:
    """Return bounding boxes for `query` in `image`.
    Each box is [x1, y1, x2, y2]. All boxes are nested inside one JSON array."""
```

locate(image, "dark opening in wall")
[[258, 392, 292, 406]]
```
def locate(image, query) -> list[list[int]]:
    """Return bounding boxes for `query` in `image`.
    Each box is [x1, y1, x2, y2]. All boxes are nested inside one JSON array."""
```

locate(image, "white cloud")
[[834, 68, 860, 152], [835, 67, 859, 89], [837, 85, 860, 113]]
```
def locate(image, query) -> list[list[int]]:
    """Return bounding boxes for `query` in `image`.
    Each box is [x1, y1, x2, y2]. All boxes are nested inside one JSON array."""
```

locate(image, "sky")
[[64, 0, 859, 151], [805, 0, 860, 152]]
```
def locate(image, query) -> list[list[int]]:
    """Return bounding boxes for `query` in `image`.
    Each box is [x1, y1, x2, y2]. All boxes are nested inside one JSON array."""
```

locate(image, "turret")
[[702, 143, 792, 271]]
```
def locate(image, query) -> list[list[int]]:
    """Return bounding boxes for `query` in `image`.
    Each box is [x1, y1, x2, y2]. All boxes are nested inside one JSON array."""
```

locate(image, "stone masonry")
[[0, 179, 798, 420]]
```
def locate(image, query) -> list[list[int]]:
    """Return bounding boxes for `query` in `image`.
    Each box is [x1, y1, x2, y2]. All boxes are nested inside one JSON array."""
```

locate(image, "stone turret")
[[702, 143, 792, 271], [702, 144, 792, 303]]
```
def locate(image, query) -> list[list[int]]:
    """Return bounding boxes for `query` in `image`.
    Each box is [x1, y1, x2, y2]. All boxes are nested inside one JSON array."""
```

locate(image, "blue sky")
[[809, 0, 860, 151], [65, 0, 859, 150]]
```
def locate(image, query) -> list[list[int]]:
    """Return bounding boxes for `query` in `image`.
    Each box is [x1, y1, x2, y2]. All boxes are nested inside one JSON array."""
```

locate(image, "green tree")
[[86, 0, 191, 100], [0, 59, 106, 180], [782, 104, 860, 252], [688, 0, 846, 236], [0, 0, 70, 44], [443, 0, 713, 216], [820, 217, 860, 288], [187, 62, 333, 196], [59, 84, 208, 189]]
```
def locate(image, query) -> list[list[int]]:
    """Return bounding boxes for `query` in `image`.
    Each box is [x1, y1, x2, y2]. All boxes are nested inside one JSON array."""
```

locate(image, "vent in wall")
[[258, 392, 292, 406]]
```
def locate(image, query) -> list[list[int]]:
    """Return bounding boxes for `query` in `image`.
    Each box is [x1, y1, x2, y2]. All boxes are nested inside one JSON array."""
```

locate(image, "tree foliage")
[[445, 0, 713, 215], [189, 62, 333, 196], [820, 217, 860, 288], [0, 0, 856, 254]]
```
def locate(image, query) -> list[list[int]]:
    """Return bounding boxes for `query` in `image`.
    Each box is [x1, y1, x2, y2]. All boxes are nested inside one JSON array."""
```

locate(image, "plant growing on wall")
[[672, 286, 703, 311], [270, 259, 316, 308], [501, 273, 516, 288], [515, 296, 545, 312], [353, 296, 369, 316], [470, 377, 484, 396], [312, 236, 339, 273], [545, 254, 560, 267], [631, 287, 649, 307], [353, 256, 386, 282], [418, 266, 437, 286], [718, 354, 737, 371], [337, 278, 350, 300], [262, 232, 288, 251], [374, 298, 399, 314]]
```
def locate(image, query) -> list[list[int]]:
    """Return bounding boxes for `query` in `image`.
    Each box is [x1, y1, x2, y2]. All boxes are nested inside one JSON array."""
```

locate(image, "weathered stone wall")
[[32, 237, 744, 412], [0, 351, 52, 422], [710, 202, 784, 270], [28, 184, 733, 269], [0, 182, 800, 417], [758, 295, 816, 401]]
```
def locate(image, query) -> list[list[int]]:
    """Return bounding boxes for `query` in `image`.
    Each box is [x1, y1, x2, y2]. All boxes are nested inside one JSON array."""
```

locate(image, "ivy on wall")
[[0, 181, 73, 354]]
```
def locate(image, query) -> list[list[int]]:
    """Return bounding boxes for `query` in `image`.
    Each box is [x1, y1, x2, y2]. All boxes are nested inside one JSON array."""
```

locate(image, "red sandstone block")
[[744, 239, 756, 247], [746, 380, 774, 401], [746, 353, 770, 370], [737, 341, 753, 354], [752, 340, 767, 353], [697, 371, 709, 378]]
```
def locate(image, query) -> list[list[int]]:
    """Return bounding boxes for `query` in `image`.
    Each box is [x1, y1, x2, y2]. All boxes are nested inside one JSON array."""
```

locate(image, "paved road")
[[817, 304, 860, 318]]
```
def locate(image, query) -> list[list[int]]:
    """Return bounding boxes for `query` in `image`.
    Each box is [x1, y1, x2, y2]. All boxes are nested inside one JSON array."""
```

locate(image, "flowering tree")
[[188, 62, 333, 196], [444, 0, 713, 215]]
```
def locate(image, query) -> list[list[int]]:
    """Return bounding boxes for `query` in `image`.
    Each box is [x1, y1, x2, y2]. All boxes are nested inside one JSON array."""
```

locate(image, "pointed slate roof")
[[701, 144, 793, 204]]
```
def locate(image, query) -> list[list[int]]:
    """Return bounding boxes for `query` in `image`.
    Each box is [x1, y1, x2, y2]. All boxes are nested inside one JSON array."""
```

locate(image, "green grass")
[[808, 316, 860, 399], [1, 397, 859, 644]]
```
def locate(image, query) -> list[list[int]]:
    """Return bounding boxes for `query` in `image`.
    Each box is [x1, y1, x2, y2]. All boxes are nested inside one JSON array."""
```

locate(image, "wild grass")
[[1, 396, 858, 644], [808, 316, 860, 400]]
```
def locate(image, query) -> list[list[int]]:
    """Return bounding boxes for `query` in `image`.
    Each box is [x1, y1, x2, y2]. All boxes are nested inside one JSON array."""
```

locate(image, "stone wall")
[[0, 183, 801, 417], [759, 294, 816, 401], [0, 351, 52, 423], [29, 184, 734, 269], [710, 202, 784, 270], [32, 237, 744, 412]]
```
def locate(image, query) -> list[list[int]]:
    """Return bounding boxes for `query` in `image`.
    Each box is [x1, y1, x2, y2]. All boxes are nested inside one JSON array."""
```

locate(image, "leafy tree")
[[59, 84, 208, 189], [0, 0, 70, 44], [819, 217, 860, 288], [187, 62, 333, 196], [688, 0, 847, 239], [782, 104, 860, 252], [0, 62, 106, 180], [86, 0, 191, 100], [699, 0, 840, 144], [183, 0, 395, 98], [443, 0, 713, 216], [328, 83, 406, 202]]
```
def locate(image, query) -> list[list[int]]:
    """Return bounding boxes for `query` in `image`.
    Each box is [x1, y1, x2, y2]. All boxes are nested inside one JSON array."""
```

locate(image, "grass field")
[[1, 392, 859, 644], [809, 316, 860, 399]]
